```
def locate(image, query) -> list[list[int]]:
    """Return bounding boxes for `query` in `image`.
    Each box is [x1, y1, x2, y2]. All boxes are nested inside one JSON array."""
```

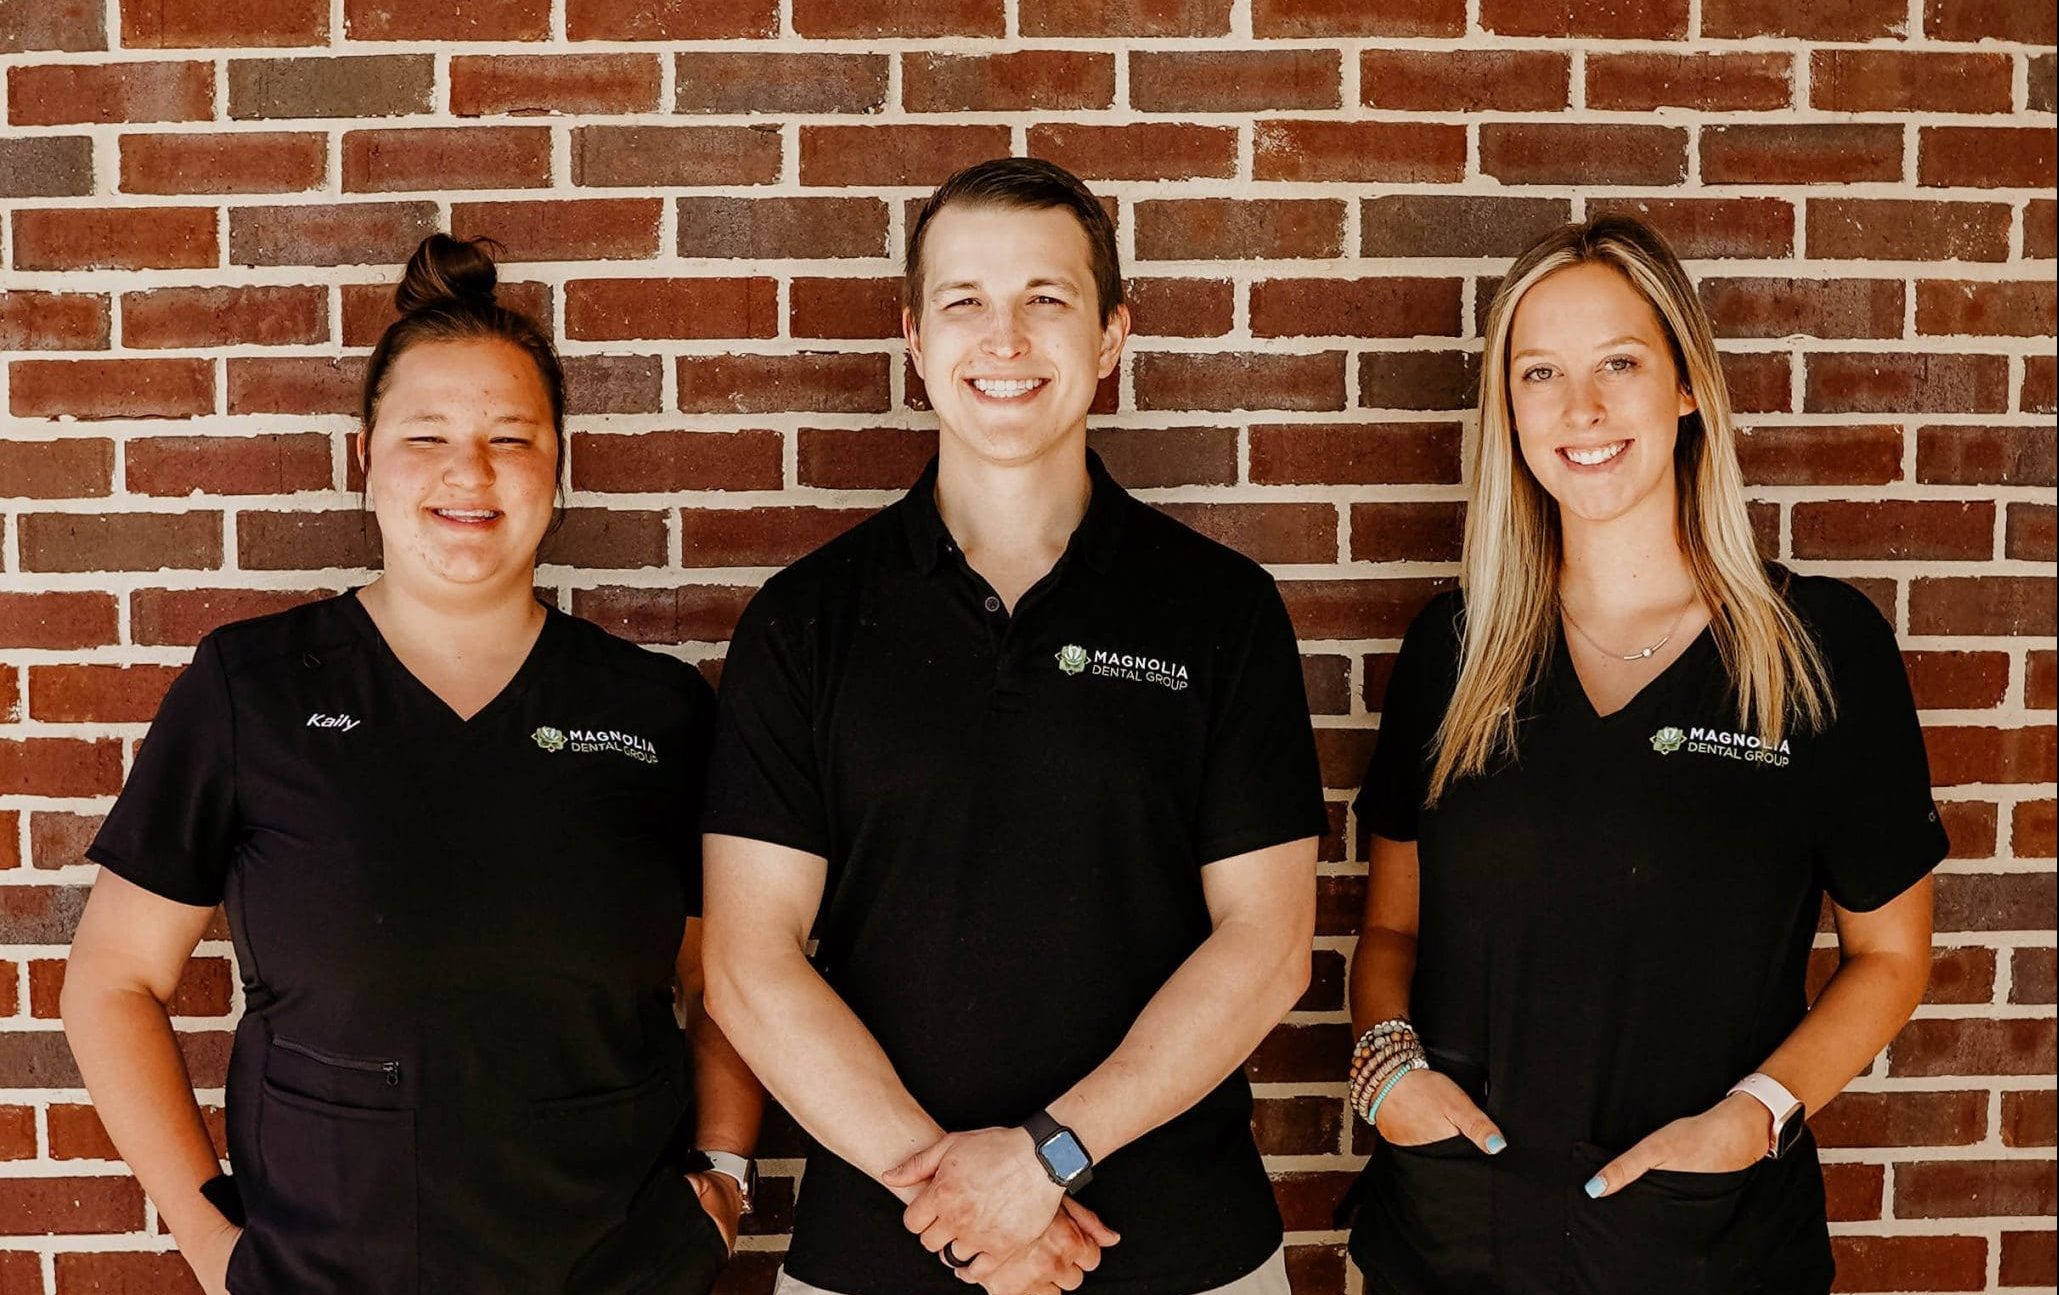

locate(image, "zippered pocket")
[[272, 1035, 403, 1087]]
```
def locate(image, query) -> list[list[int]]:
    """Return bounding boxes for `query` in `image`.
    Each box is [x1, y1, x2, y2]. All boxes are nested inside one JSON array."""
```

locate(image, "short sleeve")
[[700, 584, 831, 859], [85, 636, 239, 908], [1808, 589, 1948, 912], [1353, 599, 1455, 844], [1194, 580, 1329, 865]]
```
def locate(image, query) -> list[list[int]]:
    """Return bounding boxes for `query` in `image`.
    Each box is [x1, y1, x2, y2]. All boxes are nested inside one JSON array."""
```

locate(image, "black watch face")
[[1774, 1109, 1806, 1158], [1041, 1130, 1092, 1183]]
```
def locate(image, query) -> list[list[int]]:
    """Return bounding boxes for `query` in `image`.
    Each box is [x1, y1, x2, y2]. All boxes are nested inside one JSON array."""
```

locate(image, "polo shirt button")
[[983, 595, 1001, 613]]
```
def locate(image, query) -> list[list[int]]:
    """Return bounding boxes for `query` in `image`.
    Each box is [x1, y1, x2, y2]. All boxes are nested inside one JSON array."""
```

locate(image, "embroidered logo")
[[306, 712, 360, 733], [531, 725, 566, 752], [1055, 644, 1088, 675], [534, 724, 658, 764], [1649, 726, 1686, 755], [1655, 723, 1792, 768], [1058, 644, 1190, 692]]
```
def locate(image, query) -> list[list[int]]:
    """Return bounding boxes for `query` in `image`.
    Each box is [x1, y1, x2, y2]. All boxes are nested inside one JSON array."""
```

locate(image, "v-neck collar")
[[343, 590, 561, 730], [1550, 617, 1716, 725]]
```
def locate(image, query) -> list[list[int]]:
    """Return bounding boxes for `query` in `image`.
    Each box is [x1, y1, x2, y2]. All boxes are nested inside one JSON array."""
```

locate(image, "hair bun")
[[394, 233, 501, 314]]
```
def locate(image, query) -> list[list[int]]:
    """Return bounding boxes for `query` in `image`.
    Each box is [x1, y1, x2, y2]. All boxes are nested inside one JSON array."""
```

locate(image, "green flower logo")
[[1650, 726, 1686, 755], [1055, 644, 1088, 676], [532, 725, 567, 753]]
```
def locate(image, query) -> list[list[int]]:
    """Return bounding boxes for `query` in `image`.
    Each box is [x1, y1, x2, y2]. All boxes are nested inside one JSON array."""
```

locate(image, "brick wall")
[[1, 1, 2053, 1291]]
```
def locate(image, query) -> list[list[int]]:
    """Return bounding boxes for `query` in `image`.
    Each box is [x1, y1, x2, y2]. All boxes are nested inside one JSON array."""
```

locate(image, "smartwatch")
[[1023, 1109, 1094, 1194], [1727, 1073, 1806, 1160], [688, 1149, 757, 1214]]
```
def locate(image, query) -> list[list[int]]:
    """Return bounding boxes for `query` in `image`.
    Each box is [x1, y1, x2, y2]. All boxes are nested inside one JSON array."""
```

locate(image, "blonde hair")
[[1427, 215, 1831, 802]]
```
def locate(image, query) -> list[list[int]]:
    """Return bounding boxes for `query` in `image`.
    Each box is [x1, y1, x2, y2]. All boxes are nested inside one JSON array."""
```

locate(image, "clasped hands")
[[883, 1127, 1119, 1295]]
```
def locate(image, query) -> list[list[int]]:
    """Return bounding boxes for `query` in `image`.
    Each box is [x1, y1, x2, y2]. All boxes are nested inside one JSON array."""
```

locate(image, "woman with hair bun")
[[61, 234, 760, 1294], [1343, 215, 1943, 1294]]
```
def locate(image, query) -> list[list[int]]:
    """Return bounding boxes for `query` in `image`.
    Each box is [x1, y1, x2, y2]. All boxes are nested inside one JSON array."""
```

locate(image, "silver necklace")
[[1562, 599, 1694, 663]]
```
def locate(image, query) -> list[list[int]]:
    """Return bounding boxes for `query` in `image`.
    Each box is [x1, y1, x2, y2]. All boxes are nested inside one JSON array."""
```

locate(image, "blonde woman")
[[1343, 215, 1943, 1295]]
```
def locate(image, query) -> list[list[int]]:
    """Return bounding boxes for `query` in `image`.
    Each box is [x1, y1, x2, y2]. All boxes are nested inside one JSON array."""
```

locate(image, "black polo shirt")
[[87, 593, 726, 1294], [1349, 572, 1947, 1295], [703, 453, 1328, 1295]]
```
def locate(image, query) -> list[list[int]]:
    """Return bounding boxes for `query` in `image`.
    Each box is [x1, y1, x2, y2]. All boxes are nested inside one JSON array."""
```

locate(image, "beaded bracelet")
[[1365, 1057, 1425, 1126], [1348, 1019, 1427, 1126]]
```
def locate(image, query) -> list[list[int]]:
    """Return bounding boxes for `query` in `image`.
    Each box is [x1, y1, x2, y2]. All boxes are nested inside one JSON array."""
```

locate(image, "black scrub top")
[[1350, 571, 1946, 1295], [703, 454, 1329, 1295], [87, 593, 726, 1295]]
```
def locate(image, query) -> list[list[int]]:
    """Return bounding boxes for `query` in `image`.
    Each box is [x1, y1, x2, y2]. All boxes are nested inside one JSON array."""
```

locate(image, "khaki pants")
[[773, 1245, 1291, 1295]]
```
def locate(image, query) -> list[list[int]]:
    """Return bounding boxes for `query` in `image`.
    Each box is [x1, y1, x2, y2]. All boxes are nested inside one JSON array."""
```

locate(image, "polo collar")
[[899, 450, 1131, 576]]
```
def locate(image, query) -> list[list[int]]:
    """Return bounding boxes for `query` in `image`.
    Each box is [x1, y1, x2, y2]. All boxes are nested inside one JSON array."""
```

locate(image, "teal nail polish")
[[1485, 1134, 1507, 1154], [1584, 1176, 1606, 1199]]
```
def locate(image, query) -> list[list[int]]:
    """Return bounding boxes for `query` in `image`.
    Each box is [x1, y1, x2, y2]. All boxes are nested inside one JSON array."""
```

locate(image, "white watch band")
[[698, 1151, 753, 1211], [1727, 1072, 1802, 1154]]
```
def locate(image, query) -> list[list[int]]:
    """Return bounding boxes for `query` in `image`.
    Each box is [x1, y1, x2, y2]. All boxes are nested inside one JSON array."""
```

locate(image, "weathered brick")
[[127, 434, 335, 497], [1920, 128, 2057, 190], [1917, 425, 2058, 487], [13, 207, 217, 271], [1127, 278, 1234, 338], [344, 127, 553, 193], [1482, 0, 1687, 37], [799, 125, 1011, 187], [1251, 278, 1461, 339], [1021, 0, 1231, 36], [1136, 352, 1345, 413], [1916, 280, 2058, 338], [0, 135, 94, 197], [1589, 197, 1795, 259], [452, 199, 661, 262], [1482, 125, 1687, 186], [227, 357, 366, 416], [1250, 424, 1461, 486], [573, 125, 781, 189], [122, 285, 328, 349], [343, 0, 550, 41], [1587, 52, 1792, 111], [131, 588, 335, 647], [678, 197, 888, 260], [1135, 199, 1344, 261], [1704, 0, 1907, 38], [1131, 50, 1338, 112], [1792, 501, 1994, 562], [1807, 199, 2011, 263], [789, 277, 900, 340], [677, 354, 890, 415], [230, 202, 439, 267], [1252, 0, 1462, 36], [0, 0, 105, 51], [1896, 1160, 2057, 1219], [229, 55, 433, 119], [794, 0, 1002, 36], [571, 430, 784, 493], [1255, 121, 1465, 184], [452, 53, 661, 115], [8, 60, 210, 125], [565, 278, 778, 341], [11, 359, 215, 420], [1806, 353, 2010, 415], [1812, 50, 2014, 114], [121, 131, 327, 195], [1361, 49, 1568, 112], [1924, 0, 2055, 43], [1028, 124, 1238, 182], [1911, 576, 2056, 637], [675, 53, 886, 114], [0, 594, 118, 649], [1702, 124, 1903, 185], [567, 0, 776, 39], [0, 292, 109, 351], [1702, 278, 1903, 340]]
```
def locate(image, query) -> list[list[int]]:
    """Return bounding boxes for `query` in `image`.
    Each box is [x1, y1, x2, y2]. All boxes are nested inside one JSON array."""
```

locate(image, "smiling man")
[[701, 158, 1324, 1295]]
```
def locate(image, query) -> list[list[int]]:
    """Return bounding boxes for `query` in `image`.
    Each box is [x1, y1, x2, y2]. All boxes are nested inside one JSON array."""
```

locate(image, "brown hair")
[[359, 234, 566, 483], [905, 157, 1124, 324]]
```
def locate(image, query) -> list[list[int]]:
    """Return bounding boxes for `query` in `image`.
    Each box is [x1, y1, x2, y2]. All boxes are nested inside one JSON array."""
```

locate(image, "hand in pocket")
[[687, 1172, 741, 1256], [1376, 1069, 1508, 1155]]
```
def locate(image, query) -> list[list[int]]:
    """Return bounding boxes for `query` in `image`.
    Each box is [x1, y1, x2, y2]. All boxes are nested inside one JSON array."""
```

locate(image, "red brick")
[[127, 434, 334, 497], [8, 60, 211, 125], [1346, 502, 1462, 563], [131, 588, 334, 647], [798, 125, 1010, 187], [572, 125, 781, 188], [1911, 576, 2056, 637], [12, 207, 217, 271], [796, 428, 936, 489], [1822, 1162, 1885, 1222], [0, 1176, 144, 1234], [47, 1104, 116, 1160], [893, 50, 1106, 112], [1921, 128, 2057, 190], [451, 199, 660, 262], [1702, 278, 1902, 340], [451, 53, 659, 115], [1252, 0, 1462, 36], [2027, 199, 2056, 259], [1807, 199, 2011, 263], [572, 585, 756, 645], [1704, 0, 1907, 38], [1791, 501, 1993, 562], [230, 201, 438, 267], [1363, 352, 1479, 412], [571, 430, 784, 493], [1251, 278, 1460, 339], [122, 285, 327, 349], [28, 811, 104, 871], [1482, 125, 1686, 186], [344, 126, 552, 193], [28, 665, 182, 723], [227, 357, 365, 416], [0, 740, 122, 797], [1151, 504, 1335, 566], [1130, 50, 1338, 112], [794, 0, 1001, 36], [1927, 725, 2057, 785], [2013, 944, 2057, 1004], [1255, 121, 1465, 184], [1896, 1159, 2056, 1219], [1247, 1021, 1350, 1082], [1360, 196, 1570, 260], [1918, 425, 2057, 487], [1089, 428, 1238, 488], [1360, 49, 1568, 112], [2036, 56, 2058, 116], [1811, 50, 2014, 114], [1903, 651, 2012, 710], [1830, 1234, 1986, 1292], [2029, 657, 2057, 709], [536, 509, 667, 570], [674, 53, 886, 114], [0, 1106, 29, 1157], [120, 131, 326, 196], [1814, 1090, 1987, 1148], [123, 0, 327, 46], [1721, 353, 1792, 415], [1924, 0, 2056, 42], [0, 594, 118, 649], [1028, 124, 1238, 182], [0, 440, 113, 499], [565, 278, 777, 342], [1135, 199, 1344, 261], [1135, 352, 1346, 413], [1733, 425, 1900, 487], [1917, 280, 2057, 338], [567, 0, 775, 38], [235, 510, 378, 572], [2003, 1090, 2056, 1146], [1806, 353, 2009, 415], [677, 508, 872, 568], [1250, 423, 1460, 487], [1587, 197, 1795, 260], [343, 0, 549, 41], [1127, 279, 1234, 339], [2009, 503, 2056, 562], [2027, 355, 2057, 416], [564, 356, 663, 416], [19, 511, 223, 573], [340, 280, 551, 347], [678, 197, 888, 260], [229, 53, 432, 118], [1703, 125, 1902, 185], [1938, 801, 1999, 862], [56, 1251, 208, 1292], [0, 135, 93, 197], [1021, 0, 1230, 35], [0, 0, 104, 51], [11, 359, 213, 421], [1999, 1230, 2057, 1289], [790, 278, 899, 340], [677, 354, 890, 416], [1587, 51, 1791, 111], [1481, 0, 1686, 37]]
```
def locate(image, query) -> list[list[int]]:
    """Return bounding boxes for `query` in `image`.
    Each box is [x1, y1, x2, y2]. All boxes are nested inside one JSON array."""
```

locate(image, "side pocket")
[[1350, 1135, 1497, 1293], [1567, 1142, 1756, 1295]]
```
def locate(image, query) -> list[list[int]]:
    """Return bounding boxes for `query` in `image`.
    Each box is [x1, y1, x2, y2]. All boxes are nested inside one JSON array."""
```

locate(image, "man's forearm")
[[705, 943, 942, 1196], [1047, 916, 1309, 1164]]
